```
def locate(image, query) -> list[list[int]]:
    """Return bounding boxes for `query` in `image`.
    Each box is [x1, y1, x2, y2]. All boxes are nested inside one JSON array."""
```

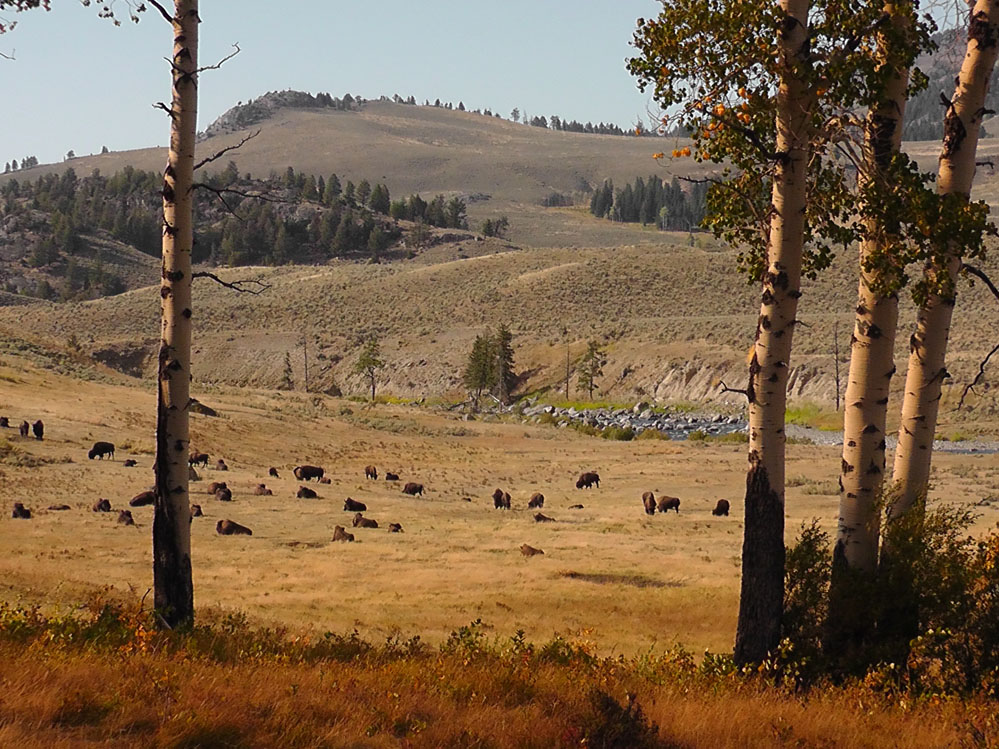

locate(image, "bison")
[[215, 487, 233, 502], [294, 465, 325, 482], [319, 477, 332, 484], [575, 471, 600, 489], [117, 510, 135, 526], [658, 496, 680, 514], [92, 498, 112, 513], [402, 482, 423, 497], [190, 504, 204, 518], [32, 420, 43, 440], [364, 465, 378, 480], [332, 525, 355, 542], [528, 492, 545, 509], [19, 421, 29, 438], [343, 497, 367, 512], [492, 488, 511, 509], [129, 490, 154, 507], [88, 441, 115, 460], [252, 483, 273, 496], [123, 459, 137, 467], [568, 504, 584, 510], [268, 467, 280, 478], [388, 523, 404, 533], [352, 513, 378, 529], [11, 502, 31, 519], [216, 519, 252, 536], [385, 472, 400, 481], [207, 481, 228, 494], [297, 485, 318, 499], [642, 491, 656, 515], [215, 459, 229, 471], [0, 416, 7, 427], [189, 451, 210, 468], [520, 544, 544, 557], [712, 499, 730, 517], [534, 513, 555, 523], [48, 504, 71, 511]]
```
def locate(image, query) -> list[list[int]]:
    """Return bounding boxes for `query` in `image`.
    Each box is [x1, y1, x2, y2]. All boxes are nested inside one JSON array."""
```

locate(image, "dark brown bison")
[[19, 421, 29, 437], [268, 467, 280, 478], [402, 482, 423, 496], [642, 491, 656, 515], [190, 504, 203, 518], [207, 481, 228, 494], [319, 477, 332, 484], [343, 497, 367, 512], [568, 504, 584, 510], [215, 487, 233, 502], [332, 525, 355, 542], [297, 486, 318, 499], [492, 488, 510, 509], [48, 504, 71, 511], [215, 459, 229, 471], [352, 513, 378, 529], [0, 416, 7, 427], [32, 420, 43, 440], [92, 498, 112, 513], [534, 512, 555, 523], [385, 472, 400, 481], [528, 492, 545, 509], [129, 490, 154, 507], [216, 519, 252, 536], [11, 502, 31, 519], [712, 499, 730, 517], [189, 451, 209, 468], [388, 523, 404, 533], [123, 459, 137, 467], [252, 483, 273, 496], [520, 544, 544, 557], [294, 465, 325, 482], [88, 441, 115, 460], [658, 496, 680, 514], [117, 510, 135, 526], [575, 471, 600, 489], [364, 465, 378, 480]]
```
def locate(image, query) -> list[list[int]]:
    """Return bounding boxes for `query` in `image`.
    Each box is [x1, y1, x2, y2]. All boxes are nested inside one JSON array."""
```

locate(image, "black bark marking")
[[182, 308, 192, 318], [842, 459, 854, 473]]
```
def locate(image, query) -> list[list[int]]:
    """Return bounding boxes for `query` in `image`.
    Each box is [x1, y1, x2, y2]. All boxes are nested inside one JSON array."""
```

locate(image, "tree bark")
[[153, 0, 198, 629], [734, 0, 812, 666], [890, 0, 999, 518]]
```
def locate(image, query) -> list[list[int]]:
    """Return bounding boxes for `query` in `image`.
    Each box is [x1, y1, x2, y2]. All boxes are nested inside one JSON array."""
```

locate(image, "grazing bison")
[[215, 487, 233, 502], [534, 512, 555, 523], [11, 502, 31, 519], [575, 471, 600, 489], [294, 465, 325, 482], [92, 498, 112, 513], [528, 492, 545, 509], [207, 481, 228, 494], [658, 496, 680, 514], [297, 485, 318, 499], [332, 525, 355, 542], [364, 465, 378, 480], [117, 510, 135, 526], [32, 420, 43, 440], [215, 459, 229, 471], [352, 513, 378, 529], [123, 459, 137, 467], [343, 497, 367, 512], [253, 483, 273, 496], [520, 544, 544, 557], [129, 490, 155, 507], [492, 488, 511, 509], [402, 482, 423, 497], [19, 421, 29, 438], [388, 523, 404, 533], [190, 504, 203, 518], [0, 416, 7, 427], [48, 504, 71, 511], [216, 519, 252, 536], [642, 491, 656, 516], [712, 499, 731, 517], [189, 451, 209, 468], [268, 467, 280, 478], [88, 441, 115, 460], [385, 472, 400, 481]]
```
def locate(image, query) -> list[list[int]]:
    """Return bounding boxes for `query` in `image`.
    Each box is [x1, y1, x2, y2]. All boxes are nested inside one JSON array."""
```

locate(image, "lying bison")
[[32, 420, 43, 440], [190, 504, 204, 518], [402, 482, 423, 497], [268, 467, 280, 478], [343, 497, 367, 512], [294, 465, 325, 482], [332, 525, 354, 542], [48, 504, 71, 511], [92, 498, 112, 513], [215, 487, 233, 502], [252, 483, 273, 496], [117, 510, 135, 526], [11, 502, 31, 519], [352, 513, 378, 529], [319, 477, 332, 484], [528, 492, 545, 509], [88, 441, 115, 460], [388, 523, 404, 533], [129, 490, 154, 507], [215, 459, 229, 471], [576, 471, 600, 489], [385, 472, 400, 482], [712, 499, 730, 517], [188, 451, 210, 468], [642, 491, 656, 515], [216, 519, 252, 536], [658, 496, 680, 514], [520, 544, 544, 557], [207, 481, 228, 495], [364, 465, 378, 480], [297, 486, 318, 499], [123, 459, 137, 467], [534, 513, 555, 523]]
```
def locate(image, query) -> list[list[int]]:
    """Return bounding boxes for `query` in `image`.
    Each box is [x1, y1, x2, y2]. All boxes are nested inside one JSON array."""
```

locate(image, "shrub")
[[601, 426, 635, 441]]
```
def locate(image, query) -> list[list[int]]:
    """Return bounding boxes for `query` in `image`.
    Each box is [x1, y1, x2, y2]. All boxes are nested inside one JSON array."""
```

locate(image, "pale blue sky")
[[2, 1, 661, 165]]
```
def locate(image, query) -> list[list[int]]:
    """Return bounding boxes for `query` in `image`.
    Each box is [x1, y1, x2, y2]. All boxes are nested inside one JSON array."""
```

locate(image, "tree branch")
[[194, 42, 239, 74], [718, 380, 751, 400], [192, 272, 270, 295], [0, 48, 13, 60], [193, 130, 260, 172], [963, 263, 999, 303], [145, 0, 172, 23], [957, 341, 999, 410]]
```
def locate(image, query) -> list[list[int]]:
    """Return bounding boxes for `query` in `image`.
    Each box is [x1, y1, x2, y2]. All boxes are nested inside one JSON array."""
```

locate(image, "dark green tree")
[[578, 341, 606, 401], [463, 334, 496, 405], [491, 324, 516, 405], [354, 336, 385, 401]]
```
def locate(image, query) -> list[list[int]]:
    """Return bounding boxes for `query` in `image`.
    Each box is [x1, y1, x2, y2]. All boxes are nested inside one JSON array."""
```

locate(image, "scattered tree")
[[354, 336, 385, 401], [492, 324, 516, 405], [463, 334, 495, 405], [577, 341, 605, 400]]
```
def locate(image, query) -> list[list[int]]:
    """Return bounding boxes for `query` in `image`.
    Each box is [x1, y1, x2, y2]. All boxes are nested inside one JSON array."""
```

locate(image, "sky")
[[1, 0, 663, 166]]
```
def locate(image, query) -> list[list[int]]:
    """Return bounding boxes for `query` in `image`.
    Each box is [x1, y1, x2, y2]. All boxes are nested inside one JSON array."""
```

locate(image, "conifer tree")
[[354, 336, 385, 401], [578, 341, 605, 401], [492, 325, 516, 405], [463, 334, 496, 405]]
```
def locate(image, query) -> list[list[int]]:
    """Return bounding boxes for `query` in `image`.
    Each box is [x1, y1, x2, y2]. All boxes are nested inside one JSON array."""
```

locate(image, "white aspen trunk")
[[891, 0, 999, 518], [153, 0, 198, 628], [734, 0, 812, 666]]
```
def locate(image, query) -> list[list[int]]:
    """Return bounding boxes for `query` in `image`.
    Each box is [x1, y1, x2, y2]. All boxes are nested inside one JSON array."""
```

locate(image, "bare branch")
[[718, 380, 751, 400], [963, 263, 999, 303], [193, 130, 260, 172], [194, 42, 239, 74], [0, 48, 14, 60], [192, 271, 270, 295], [145, 0, 172, 23], [957, 341, 999, 410], [152, 101, 176, 120]]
